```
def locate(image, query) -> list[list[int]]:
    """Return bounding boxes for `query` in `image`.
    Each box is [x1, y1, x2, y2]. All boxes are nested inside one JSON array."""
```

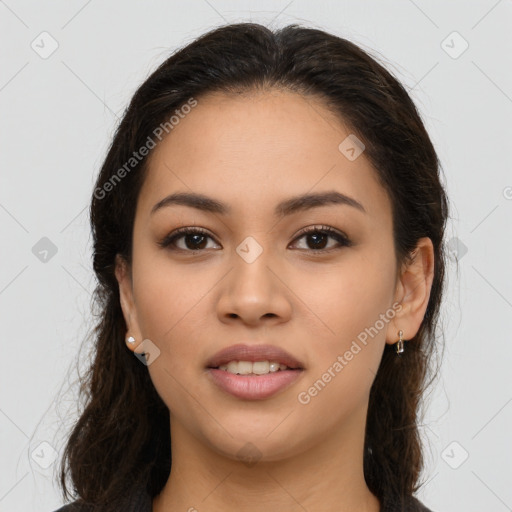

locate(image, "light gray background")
[[1, 1, 511, 511]]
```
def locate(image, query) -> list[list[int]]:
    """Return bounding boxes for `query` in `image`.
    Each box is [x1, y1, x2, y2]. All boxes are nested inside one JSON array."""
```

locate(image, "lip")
[[206, 343, 305, 370], [205, 343, 305, 400], [207, 368, 304, 400]]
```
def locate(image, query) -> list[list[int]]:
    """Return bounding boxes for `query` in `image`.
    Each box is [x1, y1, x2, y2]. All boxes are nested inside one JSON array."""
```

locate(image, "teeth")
[[226, 361, 239, 374], [269, 362, 280, 372], [238, 361, 253, 375], [217, 360, 291, 375]]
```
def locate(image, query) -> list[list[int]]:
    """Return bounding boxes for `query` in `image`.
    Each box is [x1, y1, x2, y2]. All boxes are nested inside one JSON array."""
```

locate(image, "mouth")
[[205, 343, 305, 400], [214, 360, 297, 375]]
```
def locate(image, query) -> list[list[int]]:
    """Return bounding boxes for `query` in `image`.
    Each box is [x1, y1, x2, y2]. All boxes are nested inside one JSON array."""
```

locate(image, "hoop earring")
[[126, 335, 136, 345], [395, 330, 404, 355]]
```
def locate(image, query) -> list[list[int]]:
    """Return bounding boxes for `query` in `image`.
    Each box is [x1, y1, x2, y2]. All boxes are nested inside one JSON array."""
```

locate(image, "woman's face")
[[117, 89, 409, 462]]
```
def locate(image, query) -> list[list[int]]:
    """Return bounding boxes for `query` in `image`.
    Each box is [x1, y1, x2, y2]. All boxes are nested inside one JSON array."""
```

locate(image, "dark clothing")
[[52, 483, 151, 512], [52, 484, 434, 512]]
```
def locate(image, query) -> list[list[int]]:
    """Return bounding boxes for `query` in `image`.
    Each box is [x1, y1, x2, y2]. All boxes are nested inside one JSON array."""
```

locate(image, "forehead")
[[137, 89, 391, 222]]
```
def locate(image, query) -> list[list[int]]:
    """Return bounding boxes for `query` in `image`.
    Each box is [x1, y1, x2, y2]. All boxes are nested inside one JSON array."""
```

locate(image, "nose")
[[216, 245, 293, 327]]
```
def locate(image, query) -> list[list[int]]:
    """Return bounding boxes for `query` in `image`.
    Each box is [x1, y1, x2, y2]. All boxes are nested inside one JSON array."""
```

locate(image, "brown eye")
[[291, 225, 352, 252], [159, 227, 219, 252], [159, 225, 352, 254], [181, 233, 208, 250]]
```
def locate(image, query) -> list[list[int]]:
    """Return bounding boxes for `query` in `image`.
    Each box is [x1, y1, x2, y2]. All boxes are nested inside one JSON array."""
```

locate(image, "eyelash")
[[158, 225, 352, 254]]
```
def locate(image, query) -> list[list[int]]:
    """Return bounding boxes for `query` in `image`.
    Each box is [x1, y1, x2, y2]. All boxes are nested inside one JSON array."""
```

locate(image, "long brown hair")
[[58, 22, 448, 510]]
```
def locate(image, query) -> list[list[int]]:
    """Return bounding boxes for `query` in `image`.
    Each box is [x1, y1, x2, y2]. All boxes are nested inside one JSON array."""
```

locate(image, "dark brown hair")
[[58, 22, 448, 510]]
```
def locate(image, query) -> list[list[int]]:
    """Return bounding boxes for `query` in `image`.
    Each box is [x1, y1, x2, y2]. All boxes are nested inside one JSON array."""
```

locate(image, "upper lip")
[[206, 344, 305, 369]]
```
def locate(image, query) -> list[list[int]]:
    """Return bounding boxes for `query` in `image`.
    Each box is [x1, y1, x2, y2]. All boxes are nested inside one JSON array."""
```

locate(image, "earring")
[[395, 330, 404, 355], [126, 335, 136, 345]]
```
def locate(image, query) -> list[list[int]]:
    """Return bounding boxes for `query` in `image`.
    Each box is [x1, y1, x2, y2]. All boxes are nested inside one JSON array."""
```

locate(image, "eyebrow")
[[150, 190, 366, 217]]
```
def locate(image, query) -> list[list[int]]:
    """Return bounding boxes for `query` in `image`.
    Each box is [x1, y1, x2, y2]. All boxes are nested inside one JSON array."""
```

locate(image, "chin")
[[195, 414, 314, 463]]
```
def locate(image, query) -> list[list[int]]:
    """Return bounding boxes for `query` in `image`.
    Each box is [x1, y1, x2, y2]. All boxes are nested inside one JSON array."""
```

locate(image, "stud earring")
[[126, 335, 136, 345], [395, 330, 404, 355]]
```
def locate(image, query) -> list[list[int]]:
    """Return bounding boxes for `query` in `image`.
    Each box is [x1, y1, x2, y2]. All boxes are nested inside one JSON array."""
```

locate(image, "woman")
[[54, 22, 447, 512]]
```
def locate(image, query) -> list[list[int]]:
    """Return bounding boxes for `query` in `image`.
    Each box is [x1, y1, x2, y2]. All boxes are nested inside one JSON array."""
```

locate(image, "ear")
[[386, 237, 435, 345], [115, 253, 144, 353]]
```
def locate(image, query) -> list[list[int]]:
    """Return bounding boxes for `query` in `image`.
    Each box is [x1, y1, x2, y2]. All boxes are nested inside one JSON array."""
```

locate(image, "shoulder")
[[50, 484, 152, 512], [51, 504, 91, 512], [51, 501, 95, 512], [383, 495, 435, 512], [410, 496, 435, 512]]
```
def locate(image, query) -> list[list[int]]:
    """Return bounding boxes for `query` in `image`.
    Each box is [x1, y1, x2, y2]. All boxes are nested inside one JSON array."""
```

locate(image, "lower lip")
[[207, 368, 304, 400]]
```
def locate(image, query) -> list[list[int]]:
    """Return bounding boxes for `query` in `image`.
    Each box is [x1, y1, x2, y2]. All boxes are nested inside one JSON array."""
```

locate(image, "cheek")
[[132, 252, 209, 341], [296, 250, 396, 340], [295, 250, 396, 394], [132, 260, 209, 419], [131, 254, 218, 403]]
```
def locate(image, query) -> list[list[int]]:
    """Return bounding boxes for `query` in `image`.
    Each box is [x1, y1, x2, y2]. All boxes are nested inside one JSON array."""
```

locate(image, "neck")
[[153, 408, 381, 512]]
